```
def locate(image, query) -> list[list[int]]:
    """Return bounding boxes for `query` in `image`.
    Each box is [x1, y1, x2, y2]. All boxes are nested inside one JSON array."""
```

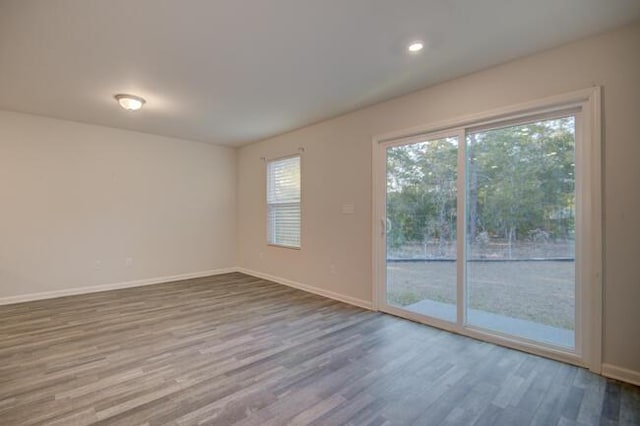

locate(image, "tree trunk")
[[507, 226, 515, 259], [438, 203, 446, 256], [468, 136, 479, 240]]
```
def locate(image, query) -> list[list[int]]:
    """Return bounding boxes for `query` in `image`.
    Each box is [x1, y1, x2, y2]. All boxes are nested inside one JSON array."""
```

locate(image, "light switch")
[[342, 203, 355, 214]]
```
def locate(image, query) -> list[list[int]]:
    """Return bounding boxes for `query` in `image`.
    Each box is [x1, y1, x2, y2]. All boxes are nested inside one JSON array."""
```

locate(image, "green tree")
[[386, 117, 575, 259]]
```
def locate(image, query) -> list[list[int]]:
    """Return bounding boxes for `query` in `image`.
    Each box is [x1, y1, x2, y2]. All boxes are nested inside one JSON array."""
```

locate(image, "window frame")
[[266, 154, 302, 249]]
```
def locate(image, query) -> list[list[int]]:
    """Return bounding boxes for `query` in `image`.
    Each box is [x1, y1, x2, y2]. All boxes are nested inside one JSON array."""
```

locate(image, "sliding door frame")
[[372, 87, 602, 372]]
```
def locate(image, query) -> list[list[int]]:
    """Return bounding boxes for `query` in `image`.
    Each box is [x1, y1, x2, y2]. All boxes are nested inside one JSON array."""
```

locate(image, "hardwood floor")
[[1, 272, 638, 425]]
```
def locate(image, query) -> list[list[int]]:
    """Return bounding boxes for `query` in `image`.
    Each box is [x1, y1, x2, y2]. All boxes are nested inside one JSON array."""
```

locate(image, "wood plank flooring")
[[1, 272, 638, 425]]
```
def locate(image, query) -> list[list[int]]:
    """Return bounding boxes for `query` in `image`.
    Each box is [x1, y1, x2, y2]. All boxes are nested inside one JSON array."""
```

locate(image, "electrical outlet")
[[94, 260, 102, 271], [329, 264, 336, 274], [125, 257, 133, 267]]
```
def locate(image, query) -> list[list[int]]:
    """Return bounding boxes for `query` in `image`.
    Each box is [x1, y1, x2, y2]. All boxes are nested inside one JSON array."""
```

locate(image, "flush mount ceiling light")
[[407, 41, 424, 53], [114, 94, 146, 111]]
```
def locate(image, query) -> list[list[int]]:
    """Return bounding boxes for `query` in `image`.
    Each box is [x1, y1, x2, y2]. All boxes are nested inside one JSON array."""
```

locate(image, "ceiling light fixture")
[[114, 94, 146, 111], [408, 41, 424, 53]]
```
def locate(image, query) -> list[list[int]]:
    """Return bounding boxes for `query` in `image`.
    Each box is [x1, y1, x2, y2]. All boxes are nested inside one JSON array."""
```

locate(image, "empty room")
[[1, 1, 640, 425]]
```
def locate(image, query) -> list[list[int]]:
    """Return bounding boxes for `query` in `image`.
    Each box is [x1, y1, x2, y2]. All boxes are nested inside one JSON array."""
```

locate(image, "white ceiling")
[[1, 1, 639, 147]]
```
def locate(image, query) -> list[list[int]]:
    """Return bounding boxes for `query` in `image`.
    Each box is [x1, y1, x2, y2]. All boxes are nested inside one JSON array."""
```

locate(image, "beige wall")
[[0, 110, 236, 299], [237, 23, 640, 373]]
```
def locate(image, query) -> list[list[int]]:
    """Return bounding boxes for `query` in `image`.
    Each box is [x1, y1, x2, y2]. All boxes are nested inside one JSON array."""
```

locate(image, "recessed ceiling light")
[[114, 94, 146, 111], [408, 41, 424, 53]]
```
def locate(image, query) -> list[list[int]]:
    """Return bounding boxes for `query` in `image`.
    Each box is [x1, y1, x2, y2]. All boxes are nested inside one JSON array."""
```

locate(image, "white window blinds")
[[267, 156, 301, 248]]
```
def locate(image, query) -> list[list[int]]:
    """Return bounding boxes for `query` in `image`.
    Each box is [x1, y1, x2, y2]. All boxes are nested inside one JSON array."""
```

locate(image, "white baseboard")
[[0, 268, 236, 306], [235, 267, 373, 310], [0, 267, 373, 311], [601, 363, 640, 386]]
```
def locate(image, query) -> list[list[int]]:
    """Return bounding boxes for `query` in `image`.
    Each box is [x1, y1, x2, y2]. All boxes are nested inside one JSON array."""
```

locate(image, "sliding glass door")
[[465, 117, 576, 348], [375, 95, 599, 362], [385, 133, 460, 322]]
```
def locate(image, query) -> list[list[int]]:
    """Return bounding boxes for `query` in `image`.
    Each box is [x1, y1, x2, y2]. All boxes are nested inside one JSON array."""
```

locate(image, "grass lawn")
[[386, 260, 575, 330]]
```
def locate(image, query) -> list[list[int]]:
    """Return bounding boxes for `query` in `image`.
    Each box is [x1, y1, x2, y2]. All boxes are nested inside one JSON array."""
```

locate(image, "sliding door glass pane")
[[465, 117, 576, 348], [386, 137, 458, 322]]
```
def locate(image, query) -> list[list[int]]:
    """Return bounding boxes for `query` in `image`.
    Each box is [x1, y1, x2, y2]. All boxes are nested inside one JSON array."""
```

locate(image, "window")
[[267, 155, 301, 248]]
